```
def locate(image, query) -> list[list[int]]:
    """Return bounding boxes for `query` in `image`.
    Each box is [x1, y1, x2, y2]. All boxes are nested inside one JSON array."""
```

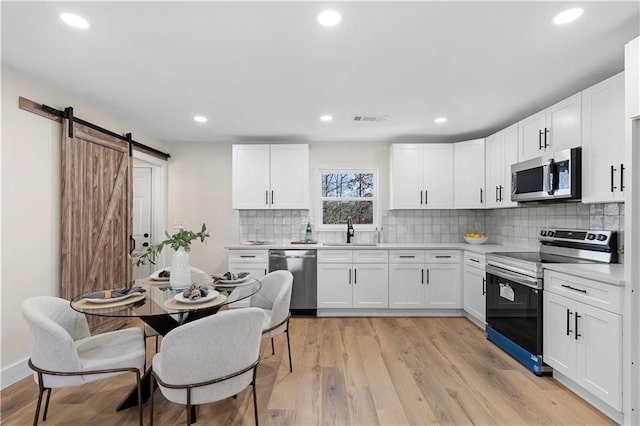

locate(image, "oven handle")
[[486, 264, 542, 289]]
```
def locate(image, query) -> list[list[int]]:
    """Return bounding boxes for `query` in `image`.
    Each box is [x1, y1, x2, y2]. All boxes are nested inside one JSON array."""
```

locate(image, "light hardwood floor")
[[1, 317, 613, 425]]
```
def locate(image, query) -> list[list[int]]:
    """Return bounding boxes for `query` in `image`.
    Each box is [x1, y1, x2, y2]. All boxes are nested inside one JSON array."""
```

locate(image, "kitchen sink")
[[322, 243, 378, 247]]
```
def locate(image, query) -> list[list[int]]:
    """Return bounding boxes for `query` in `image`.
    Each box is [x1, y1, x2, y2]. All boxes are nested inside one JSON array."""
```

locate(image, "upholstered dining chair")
[[250, 270, 294, 372], [21, 296, 145, 426], [150, 308, 264, 425]]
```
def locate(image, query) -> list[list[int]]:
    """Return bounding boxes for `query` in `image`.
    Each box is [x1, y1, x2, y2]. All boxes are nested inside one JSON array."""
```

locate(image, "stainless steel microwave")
[[511, 147, 582, 203]]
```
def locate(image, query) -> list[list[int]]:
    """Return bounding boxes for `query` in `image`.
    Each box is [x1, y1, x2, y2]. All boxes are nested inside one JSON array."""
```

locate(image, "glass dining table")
[[70, 276, 262, 411]]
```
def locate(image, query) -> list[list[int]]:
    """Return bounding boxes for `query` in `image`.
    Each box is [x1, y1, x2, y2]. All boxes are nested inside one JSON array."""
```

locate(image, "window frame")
[[315, 165, 379, 231]]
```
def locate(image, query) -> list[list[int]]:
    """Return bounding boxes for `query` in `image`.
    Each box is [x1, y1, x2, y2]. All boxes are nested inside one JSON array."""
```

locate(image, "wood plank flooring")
[[1, 317, 613, 425]]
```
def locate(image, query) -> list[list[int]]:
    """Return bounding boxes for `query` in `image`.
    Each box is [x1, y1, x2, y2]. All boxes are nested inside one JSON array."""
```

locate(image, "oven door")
[[485, 265, 543, 356]]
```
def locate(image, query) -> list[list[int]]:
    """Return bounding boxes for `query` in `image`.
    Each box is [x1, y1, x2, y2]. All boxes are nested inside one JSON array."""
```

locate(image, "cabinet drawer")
[[425, 250, 460, 263], [544, 270, 622, 314], [353, 250, 388, 263], [389, 250, 425, 263], [318, 250, 353, 263], [464, 252, 485, 270], [227, 250, 268, 263]]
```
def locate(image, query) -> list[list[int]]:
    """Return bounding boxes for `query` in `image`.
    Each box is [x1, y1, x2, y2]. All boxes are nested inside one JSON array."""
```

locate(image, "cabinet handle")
[[480, 188, 483, 204], [566, 309, 573, 336], [348, 268, 351, 284], [482, 277, 485, 295], [499, 185, 503, 202], [470, 258, 480, 263], [426, 269, 430, 284], [421, 268, 424, 284], [621, 164, 625, 191], [611, 165, 618, 192], [575, 312, 581, 340], [240, 255, 256, 258], [354, 269, 357, 284], [435, 255, 451, 259], [265, 190, 269, 205], [420, 190, 423, 205], [271, 190, 274, 205], [399, 255, 415, 258], [264, 268, 267, 275], [544, 128, 549, 148], [561, 284, 587, 294], [425, 190, 428, 205], [538, 130, 543, 150]]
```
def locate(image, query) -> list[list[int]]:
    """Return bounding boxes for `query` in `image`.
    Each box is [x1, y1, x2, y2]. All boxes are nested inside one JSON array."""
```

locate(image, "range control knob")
[[597, 234, 608, 241], [587, 233, 596, 240], [540, 230, 547, 236], [547, 231, 554, 237]]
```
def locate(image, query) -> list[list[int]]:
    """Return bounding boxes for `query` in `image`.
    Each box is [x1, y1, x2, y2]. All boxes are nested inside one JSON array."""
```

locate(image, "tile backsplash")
[[238, 202, 624, 258]]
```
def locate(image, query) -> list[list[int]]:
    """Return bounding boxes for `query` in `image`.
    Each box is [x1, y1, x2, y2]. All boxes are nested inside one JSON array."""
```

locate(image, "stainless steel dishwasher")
[[269, 249, 317, 316]]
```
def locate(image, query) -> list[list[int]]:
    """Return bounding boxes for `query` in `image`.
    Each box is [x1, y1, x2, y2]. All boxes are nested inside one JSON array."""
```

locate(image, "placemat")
[[74, 293, 146, 309], [163, 293, 227, 310], [140, 277, 171, 285]]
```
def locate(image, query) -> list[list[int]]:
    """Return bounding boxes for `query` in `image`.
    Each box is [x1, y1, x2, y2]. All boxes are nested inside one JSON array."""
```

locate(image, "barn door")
[[61, 118, 132, 333]]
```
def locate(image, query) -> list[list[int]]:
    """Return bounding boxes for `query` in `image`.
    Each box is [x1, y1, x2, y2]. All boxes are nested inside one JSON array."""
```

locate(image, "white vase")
[[170, 247, 191, 290]]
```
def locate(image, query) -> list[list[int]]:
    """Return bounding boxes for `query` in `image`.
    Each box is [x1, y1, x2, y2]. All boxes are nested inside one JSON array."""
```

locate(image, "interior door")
[[61, 119, 132, 333], [132, 167, 152, 279]]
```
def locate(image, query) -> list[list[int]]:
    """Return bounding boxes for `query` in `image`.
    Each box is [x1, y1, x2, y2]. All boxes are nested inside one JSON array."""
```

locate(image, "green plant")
[[133, 223, 210, 267]]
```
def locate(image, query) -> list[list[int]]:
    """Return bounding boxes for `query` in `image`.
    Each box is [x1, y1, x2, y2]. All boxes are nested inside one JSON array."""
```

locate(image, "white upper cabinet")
[[581, 72, 626, 203], [232, 144, 309, 209], [485, 124, 518, 208], [626, 37, 640, 119], [519, 92, 582, 161], [454, 139, 485, 209], [390, 144, 454, 209]]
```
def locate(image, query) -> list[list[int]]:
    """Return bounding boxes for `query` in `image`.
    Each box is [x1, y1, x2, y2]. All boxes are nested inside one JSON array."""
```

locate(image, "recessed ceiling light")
[[553, 8, 583, 25], [59, 12, 90, 29], [193, 115, 208, 123], [320, 115, 333, 122], [434, 117, 447, 124], [318, 10, 341, 27]]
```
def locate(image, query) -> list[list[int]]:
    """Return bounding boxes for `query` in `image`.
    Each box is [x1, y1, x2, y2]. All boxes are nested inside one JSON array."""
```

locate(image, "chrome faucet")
[[346, 216, 355, 243]]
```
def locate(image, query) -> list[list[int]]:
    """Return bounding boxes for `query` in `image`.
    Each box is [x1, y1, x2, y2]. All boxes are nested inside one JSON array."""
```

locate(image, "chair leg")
[[286, 323, 293, 373], [271, 337, 275, 355], [42, 388, 52, 421], [135, 370, 143, 426], [252, 368, 259, 426], [33, 375, 45, 426], [186, 388, 192, 425], [149, 374, 155, 426]]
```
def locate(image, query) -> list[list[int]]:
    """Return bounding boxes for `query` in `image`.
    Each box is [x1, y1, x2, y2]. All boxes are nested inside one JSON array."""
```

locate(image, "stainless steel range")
[[485, 229, 617, 375]]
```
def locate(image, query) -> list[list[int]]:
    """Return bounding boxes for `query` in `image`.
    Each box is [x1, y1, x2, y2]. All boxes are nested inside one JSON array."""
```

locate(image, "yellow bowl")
[[464, 236, 488, 245]]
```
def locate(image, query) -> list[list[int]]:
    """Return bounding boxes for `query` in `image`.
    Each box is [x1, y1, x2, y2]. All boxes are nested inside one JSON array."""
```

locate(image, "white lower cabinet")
[[388, 250, 461, 309], [543, 271, 622, 411], [227, 249, 268, 307], [463, 252, 486, 324], [317, 250, 389, 309]]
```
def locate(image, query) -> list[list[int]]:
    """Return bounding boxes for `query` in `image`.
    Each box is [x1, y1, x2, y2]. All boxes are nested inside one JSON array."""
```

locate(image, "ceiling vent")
[[353, 114, 388, 122]]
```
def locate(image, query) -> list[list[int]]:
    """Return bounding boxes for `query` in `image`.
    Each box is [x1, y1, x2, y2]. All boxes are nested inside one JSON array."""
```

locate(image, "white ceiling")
[[2, 1, 639, 144]]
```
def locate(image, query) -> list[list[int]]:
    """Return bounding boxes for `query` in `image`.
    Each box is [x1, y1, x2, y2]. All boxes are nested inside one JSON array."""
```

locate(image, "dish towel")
[[84, 286, 146, 299]]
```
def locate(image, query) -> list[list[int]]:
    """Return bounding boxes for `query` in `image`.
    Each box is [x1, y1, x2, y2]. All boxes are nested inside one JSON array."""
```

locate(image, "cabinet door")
[[501, 123, 519, 207], [352, 263, 389, 308], [270, 144, 309, 209], [485, 132, 503, 209], [546, 92, 582, 152], [390, 144, 423, 209], [519, 110, 546, 161], [228, 262, 268, 308], [577, 303, 622, 410], [543, 292, 576, 377], [388, 263, 424, 308], [424, 263, 461, 308], [463, 266, 485, 323], [423, 144, 454, 209], [232, 145, 270, 209], [454, 139, 485, 209], [317, 263, 352, 308], [581, 73, 625, 203]]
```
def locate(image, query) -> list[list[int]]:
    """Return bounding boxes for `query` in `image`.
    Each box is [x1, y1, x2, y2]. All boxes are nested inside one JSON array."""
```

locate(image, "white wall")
[[0, 64, 167, 388]]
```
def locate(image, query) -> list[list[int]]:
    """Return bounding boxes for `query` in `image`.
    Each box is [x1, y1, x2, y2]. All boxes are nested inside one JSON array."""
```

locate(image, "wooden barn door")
[[61, 118, 132, 333]]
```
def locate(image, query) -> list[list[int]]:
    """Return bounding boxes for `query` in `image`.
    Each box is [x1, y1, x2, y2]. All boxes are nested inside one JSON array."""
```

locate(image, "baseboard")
[[1, 357, 30, 390], [317, 309, 464, 317], [553, 371, 624, 424], [464, 313, 486, 329]]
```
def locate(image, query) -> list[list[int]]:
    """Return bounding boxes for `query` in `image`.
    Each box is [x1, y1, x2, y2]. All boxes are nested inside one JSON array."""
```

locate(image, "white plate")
[[149, 269, 171, 281], [84, 293, 137, 304], [174, 290, 219, 304], [215, 277, 250, 284]]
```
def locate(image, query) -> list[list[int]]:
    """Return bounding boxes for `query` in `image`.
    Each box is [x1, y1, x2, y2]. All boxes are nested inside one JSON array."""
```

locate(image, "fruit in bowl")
[[464, 232, 488, 245]]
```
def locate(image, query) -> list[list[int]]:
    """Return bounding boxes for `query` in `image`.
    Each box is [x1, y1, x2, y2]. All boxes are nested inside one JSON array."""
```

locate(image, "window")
[[317, 168, 378, 229]]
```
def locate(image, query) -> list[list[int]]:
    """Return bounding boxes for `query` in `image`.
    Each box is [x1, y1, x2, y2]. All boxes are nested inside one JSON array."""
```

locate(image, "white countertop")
[[225, 242, 625, 285]]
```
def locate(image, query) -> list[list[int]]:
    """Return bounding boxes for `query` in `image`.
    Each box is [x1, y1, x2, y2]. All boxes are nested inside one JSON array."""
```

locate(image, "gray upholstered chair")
[[21, 296, 145, 426], [250, 270, 294, 372], [150, 307, 264, 425]]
